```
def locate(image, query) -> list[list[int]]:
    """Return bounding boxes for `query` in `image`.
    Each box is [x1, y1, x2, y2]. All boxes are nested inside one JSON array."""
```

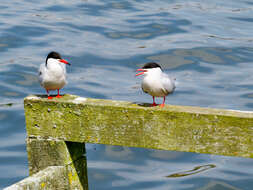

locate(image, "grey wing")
[[162, 73, 176, 94]]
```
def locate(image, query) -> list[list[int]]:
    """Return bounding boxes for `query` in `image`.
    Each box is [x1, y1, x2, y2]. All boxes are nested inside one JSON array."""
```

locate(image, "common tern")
[[39, 51, 70, 99], [136, 62, 176, 107]]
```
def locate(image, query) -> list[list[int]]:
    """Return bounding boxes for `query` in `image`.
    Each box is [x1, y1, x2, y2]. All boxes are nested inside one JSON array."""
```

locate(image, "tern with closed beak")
[[39, 51, 71, 99], [136, 62, 176, 107]]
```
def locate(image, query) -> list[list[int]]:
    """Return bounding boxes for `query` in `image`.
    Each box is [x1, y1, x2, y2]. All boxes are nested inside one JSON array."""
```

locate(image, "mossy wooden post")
[[5, 166, 69, 189], [24, 94, 253, 159], [16, 94, 253, 190], [24, 95, 89, 189], [26, 138, 88, 189]]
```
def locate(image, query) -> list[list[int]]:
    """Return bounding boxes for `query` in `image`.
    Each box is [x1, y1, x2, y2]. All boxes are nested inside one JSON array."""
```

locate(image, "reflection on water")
[[105, 146, 133, 160], [0, 103, 13, 107], [15, 73, 38, 86], [166, 164, 216, 178], [87, 145, 252, 190], [1, 0, 253, 189], [146, 47, 252, 70]]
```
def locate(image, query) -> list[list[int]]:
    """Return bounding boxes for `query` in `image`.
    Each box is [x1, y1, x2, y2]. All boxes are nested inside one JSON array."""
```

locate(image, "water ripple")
[[166, 164, 216, 178], [1, 0, 253, 189]]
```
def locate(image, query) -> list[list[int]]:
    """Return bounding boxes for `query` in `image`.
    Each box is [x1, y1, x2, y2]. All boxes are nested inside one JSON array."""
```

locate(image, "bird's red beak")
[[136, 69, 147, 76], [60, 59, 71, 66]]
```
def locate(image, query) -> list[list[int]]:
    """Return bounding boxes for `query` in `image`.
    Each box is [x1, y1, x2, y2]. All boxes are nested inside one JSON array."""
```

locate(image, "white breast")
[[39, 59, 67, 90], [141, 68, 175, 97]]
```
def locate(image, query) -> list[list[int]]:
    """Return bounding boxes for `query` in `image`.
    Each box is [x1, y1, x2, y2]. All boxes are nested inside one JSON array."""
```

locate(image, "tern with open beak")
[[136, 62, 176, 107], [39, 51, 71, 99]]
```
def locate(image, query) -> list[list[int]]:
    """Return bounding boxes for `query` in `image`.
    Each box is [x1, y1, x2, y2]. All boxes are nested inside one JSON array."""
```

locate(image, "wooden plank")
[[24, 94, 253, 158], [26, 138, 88, 190], [4, 166, 68, 190]]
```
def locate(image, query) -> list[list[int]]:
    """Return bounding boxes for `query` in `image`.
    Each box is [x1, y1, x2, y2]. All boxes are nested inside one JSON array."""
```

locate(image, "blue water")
[[1, 0, 253, 189]]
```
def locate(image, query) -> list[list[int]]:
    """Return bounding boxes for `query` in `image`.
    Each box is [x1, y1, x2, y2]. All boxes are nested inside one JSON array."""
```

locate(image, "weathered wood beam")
[[4, 166, 68, 190], [26, 138, 88, 190], [24, 94, 253, 158]]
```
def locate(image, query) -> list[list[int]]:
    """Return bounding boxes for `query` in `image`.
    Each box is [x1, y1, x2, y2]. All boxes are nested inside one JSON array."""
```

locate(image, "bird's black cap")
[[47, 51, 62, 60], [142, 62, 162, 69], [46, 51, 62, 66]]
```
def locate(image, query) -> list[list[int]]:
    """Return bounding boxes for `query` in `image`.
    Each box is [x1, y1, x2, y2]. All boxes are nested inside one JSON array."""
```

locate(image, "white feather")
[[141, 67, 175, 97], [38, 58, 67, 91]]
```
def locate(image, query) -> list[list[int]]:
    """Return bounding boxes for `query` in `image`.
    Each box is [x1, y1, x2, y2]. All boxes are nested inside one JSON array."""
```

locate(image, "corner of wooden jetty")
[[4, 94, 253, 189]]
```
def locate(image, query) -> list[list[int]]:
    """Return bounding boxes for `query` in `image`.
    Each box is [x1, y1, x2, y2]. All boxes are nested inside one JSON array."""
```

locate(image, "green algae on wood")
[[26, 138, 88, 190], [24, 94, 253, 158], [4, 166, 68, 190]]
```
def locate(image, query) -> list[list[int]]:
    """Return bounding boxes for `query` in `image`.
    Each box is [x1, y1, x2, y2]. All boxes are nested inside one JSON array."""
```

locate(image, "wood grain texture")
[[24, 94, 253, 158], [26, 138, 88, 190], [4, 166, 68, 190]]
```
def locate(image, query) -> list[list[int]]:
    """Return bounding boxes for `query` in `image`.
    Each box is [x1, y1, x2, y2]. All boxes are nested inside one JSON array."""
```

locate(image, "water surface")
[[1, 0, 253, 189]]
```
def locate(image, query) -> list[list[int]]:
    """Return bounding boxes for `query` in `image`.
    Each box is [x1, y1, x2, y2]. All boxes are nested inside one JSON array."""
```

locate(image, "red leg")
[[56, 89, 62, 98], [160, 96, 166, 108], [152, 96, 157, 106], [46, 90, 53, 99]]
